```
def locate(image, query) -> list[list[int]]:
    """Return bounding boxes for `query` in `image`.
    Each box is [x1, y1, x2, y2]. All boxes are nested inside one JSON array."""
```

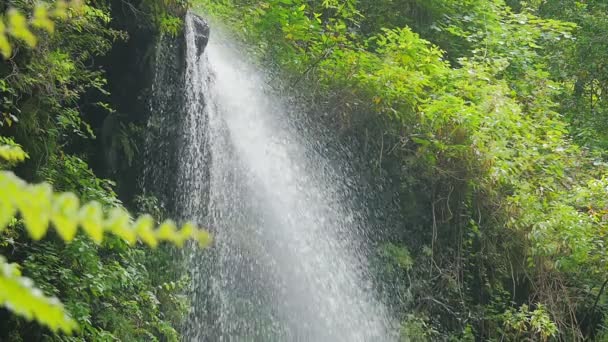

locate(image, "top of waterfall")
[[187, 12, 210, 58]]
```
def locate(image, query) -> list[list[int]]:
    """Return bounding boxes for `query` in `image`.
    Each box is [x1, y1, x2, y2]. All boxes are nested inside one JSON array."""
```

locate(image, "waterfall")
[[150, 12, 396, 341]]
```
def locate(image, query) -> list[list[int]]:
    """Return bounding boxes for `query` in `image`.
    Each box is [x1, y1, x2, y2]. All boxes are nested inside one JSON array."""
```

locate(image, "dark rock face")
[[143, 32, 189, 215], [190, 14, 210, 58], [91, 7, 211, 212], [143, 12, 211, 217], [87, 2, 174, 203]]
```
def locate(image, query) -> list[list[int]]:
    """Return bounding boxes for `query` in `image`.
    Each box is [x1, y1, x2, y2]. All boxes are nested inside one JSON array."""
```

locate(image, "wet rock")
[[190, 13, 210, 58]]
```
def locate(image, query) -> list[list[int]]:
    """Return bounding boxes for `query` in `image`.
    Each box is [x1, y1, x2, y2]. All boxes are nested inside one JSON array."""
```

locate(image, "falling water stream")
[[150, 13, 396, 341]]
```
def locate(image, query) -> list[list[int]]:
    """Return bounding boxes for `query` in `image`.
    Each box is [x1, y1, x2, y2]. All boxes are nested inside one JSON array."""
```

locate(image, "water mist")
[[148, 12, 396, 341]]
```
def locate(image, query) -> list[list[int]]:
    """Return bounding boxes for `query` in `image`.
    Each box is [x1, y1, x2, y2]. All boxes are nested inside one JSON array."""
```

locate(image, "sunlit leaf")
[[51, 193, 79, 241], [0, 22, 11, 57], [0, 256, 77, 333], [133, 214, 157, 248], [32, 5, 55, 33], [7, 9, 37, 47], [79, 201, 104, 244], [105, 207, 135, 244]]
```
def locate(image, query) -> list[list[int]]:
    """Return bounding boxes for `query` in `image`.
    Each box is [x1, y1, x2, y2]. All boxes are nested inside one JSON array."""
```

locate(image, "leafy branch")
[[0, 0, 83, 58], [0, 137, 29, 164], [0, 256, 78, 333], [0, 140, 211, 332]]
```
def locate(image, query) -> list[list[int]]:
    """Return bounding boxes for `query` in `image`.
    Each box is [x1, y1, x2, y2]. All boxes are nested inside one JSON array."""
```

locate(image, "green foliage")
[[0, 169, 212, 246], [139, 0, 188, 34], [0, 144, 211, 334], [400, 314, 435, 341], [0, 136, 28, 165], [41, 155, 120, 206], [379, 243, 413, 272], [159, 14, 183, 36], [0, 0, 203, 340], [535, 0, 608, 151], [502, 304, 558, 341], [0, 255, 77, 333], [0, 0, 83, 58]]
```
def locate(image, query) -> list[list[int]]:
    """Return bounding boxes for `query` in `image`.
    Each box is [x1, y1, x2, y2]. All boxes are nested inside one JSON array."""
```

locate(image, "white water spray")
[[179, 13, 396, 341]]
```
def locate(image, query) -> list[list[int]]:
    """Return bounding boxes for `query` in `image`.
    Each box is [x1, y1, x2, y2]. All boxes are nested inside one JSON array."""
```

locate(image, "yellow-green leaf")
[[133, 214, 157, 247], [7, 9, 37, 47], [32, 5, 55, 33], [0, 195, 15, 231], [0, 257, 76, 333], [51, 193, 79, 241], [105, 207, 135, 244], [0, 168, 211, 247], [0, 144, 28, 163], [0, 22, 11, 58], [79, 201, 103, 244], [176, 222, 196, 247], [195, 229, 213, 248], [19, 184, 52, 240], [156, 220, 178, 242], [52, 0, 69, 19]]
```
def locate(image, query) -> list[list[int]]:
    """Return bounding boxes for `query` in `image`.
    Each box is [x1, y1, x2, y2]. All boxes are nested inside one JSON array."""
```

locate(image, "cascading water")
[[150, 12, 396, 341]]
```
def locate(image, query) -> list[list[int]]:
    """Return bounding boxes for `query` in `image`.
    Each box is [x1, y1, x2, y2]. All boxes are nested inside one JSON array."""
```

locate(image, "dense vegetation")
[[0, 0, 210, 340], [1, 0, 608, 340]]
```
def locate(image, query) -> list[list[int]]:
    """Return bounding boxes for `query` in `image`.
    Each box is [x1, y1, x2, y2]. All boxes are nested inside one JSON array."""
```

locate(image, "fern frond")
[[0, 143, 211, 333], [0, 1, 85, 58], [0, 170, 212, 247], [0, 256, 77, 333], [0, 137, 28, 163]]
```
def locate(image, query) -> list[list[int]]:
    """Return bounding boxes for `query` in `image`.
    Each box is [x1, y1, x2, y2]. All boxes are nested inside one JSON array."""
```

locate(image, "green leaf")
[[0, 22, 11, 57], [105, 207, 135, 244], [0, 256, 77, 333], [51, 193, 80, 241], [7, 9, 37, 47], [32, 5, 55, 33], [0, 193, 15, 231], [19, 184, 52, 240], [156, 220, 178, 242], [79, 201, 104, 244], [133, 214, 157, 248], [0, 169, 211, 247]]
